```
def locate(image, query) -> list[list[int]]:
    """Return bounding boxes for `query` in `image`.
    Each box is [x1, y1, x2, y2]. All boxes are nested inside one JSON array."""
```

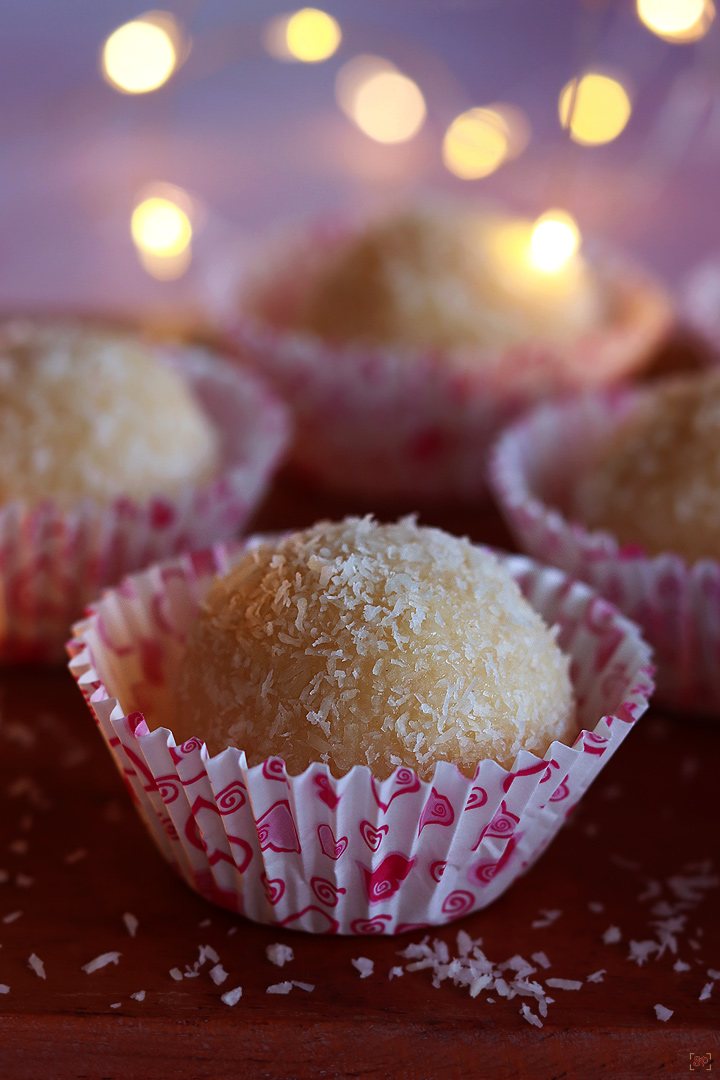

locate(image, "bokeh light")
[[637, 0, 714, 42], [335, 55, 395, 115], [339, 63, 426, 144], [559, 72, 632, 145], [286, 8, 341, 62], [443, 109, 508, 179], [530, 210, 580, 272], [265, 8, 341, 62], [442, 105, 530, 179], [102, 13, 180, 94], [131, 184, 196, 279]]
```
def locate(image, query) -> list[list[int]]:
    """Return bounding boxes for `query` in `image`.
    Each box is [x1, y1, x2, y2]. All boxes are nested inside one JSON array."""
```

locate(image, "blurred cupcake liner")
[[489, 389, 720, 714], [0, 347, 289, 662], [223, 221, 672, 501], [67, 537, 653, 935]]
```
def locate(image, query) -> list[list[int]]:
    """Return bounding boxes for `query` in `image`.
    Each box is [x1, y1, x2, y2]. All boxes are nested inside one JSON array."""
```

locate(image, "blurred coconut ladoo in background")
[[0, 319, 289, 662], [227, 202, 672, 501]]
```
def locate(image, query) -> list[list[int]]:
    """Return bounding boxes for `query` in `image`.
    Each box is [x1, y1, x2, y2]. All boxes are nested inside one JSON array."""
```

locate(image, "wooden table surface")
[[0, 473, 718, 1080]]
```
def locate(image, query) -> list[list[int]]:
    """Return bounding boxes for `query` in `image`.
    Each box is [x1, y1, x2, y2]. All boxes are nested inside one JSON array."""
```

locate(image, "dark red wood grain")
[[0, 475, 717, 1080]]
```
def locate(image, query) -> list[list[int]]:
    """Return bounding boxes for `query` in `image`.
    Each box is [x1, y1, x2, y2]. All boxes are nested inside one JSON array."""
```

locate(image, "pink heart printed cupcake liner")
[[223, 220, 672, 501], [0, 347, 289, 663], [489, 388, 720, 714], [67, 538, 653, 935]]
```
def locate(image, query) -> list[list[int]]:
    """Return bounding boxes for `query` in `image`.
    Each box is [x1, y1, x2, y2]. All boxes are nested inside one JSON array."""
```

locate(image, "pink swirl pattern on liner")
[[67, 537, 654, 935], [465, 786, 488, 810], [262, 758, 289, 782], [311, 877, 346, 907], [215, 780, 247, 814], [351, 915, 392, 935], [417, 788, 455, 834], [360, 821, 388, 852], [441, 890, 475, 916]]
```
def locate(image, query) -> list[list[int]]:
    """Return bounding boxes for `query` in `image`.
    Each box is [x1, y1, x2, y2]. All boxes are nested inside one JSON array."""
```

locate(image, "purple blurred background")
[[2, 0, 719, 318]]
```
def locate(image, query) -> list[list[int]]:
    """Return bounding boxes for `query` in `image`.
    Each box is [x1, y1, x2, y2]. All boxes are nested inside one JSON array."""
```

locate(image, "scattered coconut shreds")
[[198, 919, 211, 928], [198, 944, 220, 966], [209, 964, 228, 986], [122, 913, 138, 938], [546, 978, 582, 991], [638, 880, 662, 902], [0, 984, 9, 994], [654, 1004, 673, 1022], [674, 960, 691, 973], [708, 969, 720, 979], [628, 940, 660, 967], [352, 957, 374, 979], [699, 982, 714, 1001], [388, 967, 404, 980], [169, 968, 183, 982], [110, 1002, 122, 1009], [82, 952, 121, 975], [221, 986, 243, 1007], [130, 991, 145, 1002], [3, 911, 22, 924], [0, 870, 8, 884], [267, 982, 292, 995], [227, 927, 237, 936], [586, 970, 606, 984], [602, 926, 622, 945], [531, 909, 561, 929], [293, 981, 314, 993], [531, 952, 551, 970], [15, 874, 33, 888], [266, 943, 294, 968], [64, 849, 87, 865], [28, 954, 45, 979], [9, 840, 28, 855], [588, 902, 604, 914], [520, 1003, 543, 1028]]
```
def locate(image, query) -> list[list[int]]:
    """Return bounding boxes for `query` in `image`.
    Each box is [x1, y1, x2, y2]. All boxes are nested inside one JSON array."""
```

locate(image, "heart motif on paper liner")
[[417, 788, 454, 834], [360, 820, 388, 851], [256, 800, 301, 854], [370, 767, 421, 813], [317, 823, 348, 860], [361, 852, 415, 904]]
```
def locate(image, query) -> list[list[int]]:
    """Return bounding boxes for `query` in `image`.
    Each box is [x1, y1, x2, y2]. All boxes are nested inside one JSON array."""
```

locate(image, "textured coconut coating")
[[0, 322, 219, 507], [293, 207, 605, 352], [574, 371, 720, 563], [174, 517, 576, 779]]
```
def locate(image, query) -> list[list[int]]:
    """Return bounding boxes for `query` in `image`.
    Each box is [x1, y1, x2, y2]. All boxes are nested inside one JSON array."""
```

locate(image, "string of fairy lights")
[[99, 2, 717, 282]]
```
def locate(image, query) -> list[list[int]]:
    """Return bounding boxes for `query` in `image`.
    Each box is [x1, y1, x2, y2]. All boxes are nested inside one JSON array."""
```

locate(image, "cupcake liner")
[[67, 537, 653, 935], [489, 389, 720, 714], [222, 221, 672, 500], [0, 347, 289, 662]]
